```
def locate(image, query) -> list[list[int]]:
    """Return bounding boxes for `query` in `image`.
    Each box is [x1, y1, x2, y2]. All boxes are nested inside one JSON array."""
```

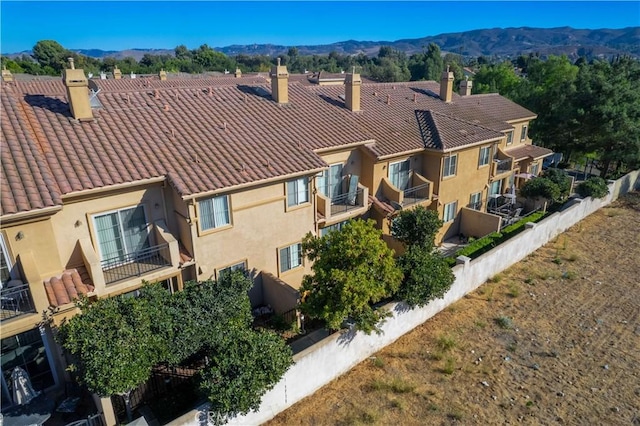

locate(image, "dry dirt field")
[[267, 193, 640, 426]]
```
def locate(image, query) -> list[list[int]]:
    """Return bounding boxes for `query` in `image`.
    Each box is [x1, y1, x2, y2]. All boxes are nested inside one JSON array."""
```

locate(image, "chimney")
[[234, 67, 242, 78], [440, 66, 454, 103], [270, 58, 289, 104], [344, 67, 362, 112], [2, 66, 13, 82], [159, 69, 167, 81], [459, 76, 472, 96], [63, 57, 93, 121], [113, 66, 122, 80]]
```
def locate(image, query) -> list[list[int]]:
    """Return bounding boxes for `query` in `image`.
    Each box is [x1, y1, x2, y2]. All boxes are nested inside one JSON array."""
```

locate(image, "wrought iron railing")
[[0, 283, 36, 321], [402, 183, 430, 206], [495, 158, 513, 173], [102, 244, 171, 285], [330, 188, 364, 215]]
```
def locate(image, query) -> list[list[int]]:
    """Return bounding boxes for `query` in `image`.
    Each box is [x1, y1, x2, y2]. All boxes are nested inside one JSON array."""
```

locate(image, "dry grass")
[[267, 193, 640, 426]]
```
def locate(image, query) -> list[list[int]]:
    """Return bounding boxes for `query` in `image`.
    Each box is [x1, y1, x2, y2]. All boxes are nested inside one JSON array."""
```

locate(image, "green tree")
[[542, 168, 572, 200], [576, 177, 609, 199], [424, 43, 444, 81], [520, 177, 561, 202], [473, 62, 521, 96], [573, 57, 640, 177], [396, 245, 454, 307], [391, 206, 442, 248], [513, 56, 580, 161], [32, 40, 69, 73], [57, 295, 164, 420], [300, 219, 403, 334], [390, 206, 454, 307], [200, 329, 292, 421]]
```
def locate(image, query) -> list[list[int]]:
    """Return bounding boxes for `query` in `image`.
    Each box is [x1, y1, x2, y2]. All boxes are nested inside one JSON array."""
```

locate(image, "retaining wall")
[[173, 170, 639, 426]]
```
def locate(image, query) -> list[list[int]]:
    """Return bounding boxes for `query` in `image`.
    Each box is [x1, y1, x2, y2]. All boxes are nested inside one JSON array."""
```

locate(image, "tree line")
[[2, 40, 639, 177]]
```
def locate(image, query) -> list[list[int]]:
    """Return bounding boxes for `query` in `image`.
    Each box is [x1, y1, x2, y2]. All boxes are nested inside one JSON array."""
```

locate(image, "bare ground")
[[267, 193, 640, 426]]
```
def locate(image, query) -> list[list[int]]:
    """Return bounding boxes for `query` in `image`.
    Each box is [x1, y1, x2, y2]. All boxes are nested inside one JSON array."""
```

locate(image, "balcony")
[[381, 171, 433, 209], [102, 244, 171, 285], [1, 282, 36, 322], [79, 220, 180, 290], [317, 180, 369, 223], [492, 149, 514, 177]]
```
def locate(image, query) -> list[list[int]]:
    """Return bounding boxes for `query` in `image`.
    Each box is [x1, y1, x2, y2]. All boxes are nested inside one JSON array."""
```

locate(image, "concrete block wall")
[[173, 170, 639, 426]]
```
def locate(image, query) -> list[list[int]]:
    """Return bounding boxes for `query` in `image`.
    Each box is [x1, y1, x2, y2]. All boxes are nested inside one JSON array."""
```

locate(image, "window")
[[93, 206, 150, 267], [320, 220, 348, 237], [287, 177, 309, 207], [199, 195, 230, 231], [279, 243, 302, 273], [489, 180, 503, 196], [520, 126, 528, 141], [389, 159, 411, 190], [318, 164, 343, 199], [443, 201, 458, 222], [506, 132, 513, 145], [0, 235, 13, 287], [530, 163, 539, 176], [217, 261, 247, 279], [469, 192, 482, 210], [478, 146, 491, 167], [443, 155, 457, 178], [1, 328, 55, 404]]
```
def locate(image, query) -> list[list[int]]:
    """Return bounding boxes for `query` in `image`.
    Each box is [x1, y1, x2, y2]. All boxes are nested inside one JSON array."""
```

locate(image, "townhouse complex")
[[0, 59, 551, 404]]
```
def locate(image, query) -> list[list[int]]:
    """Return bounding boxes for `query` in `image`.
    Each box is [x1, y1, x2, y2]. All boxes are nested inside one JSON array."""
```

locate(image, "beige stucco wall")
[[435, 144, 496, 240], [50, 185, 168, 272], [2, 218, 61, 279], [459, 207, 502, 238], [370, 154, 423, 197], [192, 178, 314, 292], [317, 148, 362, 179]]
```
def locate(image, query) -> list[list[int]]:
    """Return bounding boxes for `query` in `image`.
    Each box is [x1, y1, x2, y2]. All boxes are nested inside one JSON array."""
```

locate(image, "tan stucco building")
[[0, 62, 551, 407]]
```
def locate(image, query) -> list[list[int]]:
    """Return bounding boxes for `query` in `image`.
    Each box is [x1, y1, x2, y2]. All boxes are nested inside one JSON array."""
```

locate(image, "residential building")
[[0, 60, 550, 410]]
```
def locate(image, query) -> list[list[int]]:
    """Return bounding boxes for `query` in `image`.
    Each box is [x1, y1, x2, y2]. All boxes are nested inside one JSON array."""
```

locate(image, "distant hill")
[[6, 27, 639, 60]]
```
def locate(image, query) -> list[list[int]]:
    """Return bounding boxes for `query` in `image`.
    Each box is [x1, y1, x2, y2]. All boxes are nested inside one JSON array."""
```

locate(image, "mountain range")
[[8, 27, 640, 61]]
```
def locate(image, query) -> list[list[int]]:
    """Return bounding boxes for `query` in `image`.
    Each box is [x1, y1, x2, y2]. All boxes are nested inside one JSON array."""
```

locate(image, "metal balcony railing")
[[402, 183, 430, 206], [330, 188, 364, 216], [1, 282, 36, 321], [495, 158, 513, 173], [102, 244, 171, 285]]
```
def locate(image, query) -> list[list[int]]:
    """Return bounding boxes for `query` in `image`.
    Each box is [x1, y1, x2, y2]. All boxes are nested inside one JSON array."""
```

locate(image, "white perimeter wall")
[[172, 170, 639, 426]]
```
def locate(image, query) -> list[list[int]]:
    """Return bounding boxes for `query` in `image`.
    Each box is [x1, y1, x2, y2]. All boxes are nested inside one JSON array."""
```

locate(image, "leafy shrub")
[[542, 168, 572, 199], [396, 246, 455, 307], [576, 177, 609, 199], [520, 177, 561, 201]]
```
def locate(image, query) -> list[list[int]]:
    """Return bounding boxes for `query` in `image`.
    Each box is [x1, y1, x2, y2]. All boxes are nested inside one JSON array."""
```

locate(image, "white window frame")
[[478, 146, 491, 167], [520, 125, 528, 141], [279, 243, 302, 274], [198, 195, 231, 232], [216, 260, 247, 279], [92, 205, 151, 267], [530, 163, 539, 176], [469, 192, 482, 210], [320, 220, 349, 237], [287, 177, 309, 207], [443, 201, 458, 222], [0, 234, 14, 287], [389, 159, 411, 190], [506, 131, 513, 145], [317, 164, 344, 200], [443, 154, 457, 178]]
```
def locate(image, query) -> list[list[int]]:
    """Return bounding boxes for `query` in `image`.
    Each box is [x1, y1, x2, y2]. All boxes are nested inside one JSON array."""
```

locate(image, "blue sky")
[[1, 1, 639, 53]]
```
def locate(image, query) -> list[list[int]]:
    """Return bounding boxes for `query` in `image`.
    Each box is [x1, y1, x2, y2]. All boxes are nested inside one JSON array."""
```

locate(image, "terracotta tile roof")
[[1, 78, 373, 215], [505, 144, 554, 161], [1, 85, 63, 215], [368, 195, 396, 215], [2, 75, 536, 216], [416, 110, 504, 151], [43, 268, 95, 307], [310, 81, 530, 157]]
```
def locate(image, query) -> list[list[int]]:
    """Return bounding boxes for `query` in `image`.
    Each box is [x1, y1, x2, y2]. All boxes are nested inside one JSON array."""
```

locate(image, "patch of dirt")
[[266, 193, 640, 425]]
